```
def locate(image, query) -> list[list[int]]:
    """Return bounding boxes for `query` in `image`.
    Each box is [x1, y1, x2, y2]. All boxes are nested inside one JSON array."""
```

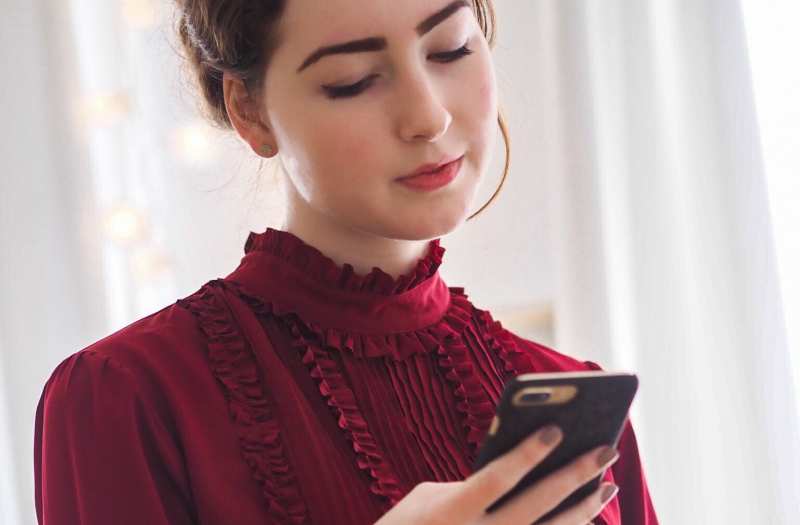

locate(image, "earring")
[[260, 144, 274, 156]]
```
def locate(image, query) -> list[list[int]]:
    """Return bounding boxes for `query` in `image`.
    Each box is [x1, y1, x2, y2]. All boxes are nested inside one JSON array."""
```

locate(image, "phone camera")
[[520, 392, 551, 403]]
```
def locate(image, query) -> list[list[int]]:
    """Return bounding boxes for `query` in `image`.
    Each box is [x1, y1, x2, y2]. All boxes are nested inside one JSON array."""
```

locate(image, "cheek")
[[454, 70, 496, 168], [479, 78, 494, 116], [466, 61, 499, 176], [338, 135, 375, 163], [475, 66, 498, 122], [307, 119, 378, 184], [454, 48, 497, 135]]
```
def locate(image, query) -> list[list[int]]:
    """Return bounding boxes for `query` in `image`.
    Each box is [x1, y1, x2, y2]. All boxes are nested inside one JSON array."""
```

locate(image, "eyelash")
[[322, 44, 474, 100]]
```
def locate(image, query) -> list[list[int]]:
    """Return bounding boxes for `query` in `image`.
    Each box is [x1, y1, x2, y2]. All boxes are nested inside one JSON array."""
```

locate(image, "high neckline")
[[224, 227, 453, 334], [242, 227, 445, 295]]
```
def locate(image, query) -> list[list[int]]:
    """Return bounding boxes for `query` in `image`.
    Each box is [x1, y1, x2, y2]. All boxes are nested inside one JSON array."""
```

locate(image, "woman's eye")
[[322, 44, 474, 100], [322, 74, 379, 100], [430, 44, 474, 64]]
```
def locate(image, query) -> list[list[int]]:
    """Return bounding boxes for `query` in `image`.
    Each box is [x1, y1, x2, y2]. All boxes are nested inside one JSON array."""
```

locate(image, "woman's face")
[[258, 0, 498, 241]]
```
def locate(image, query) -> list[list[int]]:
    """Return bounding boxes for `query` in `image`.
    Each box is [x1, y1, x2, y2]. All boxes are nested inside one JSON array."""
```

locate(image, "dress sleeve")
[[34, 350, 195, 525], [584, 360, 660, 525]]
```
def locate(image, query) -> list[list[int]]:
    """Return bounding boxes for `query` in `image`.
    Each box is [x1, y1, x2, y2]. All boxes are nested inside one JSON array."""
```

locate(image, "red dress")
[[34, 227, 659, 524]]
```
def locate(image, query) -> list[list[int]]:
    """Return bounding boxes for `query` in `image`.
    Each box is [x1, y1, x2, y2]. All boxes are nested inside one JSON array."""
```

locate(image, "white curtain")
[[539, 0, 800, 522], [0, 337, 20, 525], [740, 0, 800, 413], [2, 1, 798, 524], [1, 3, 94, 525]]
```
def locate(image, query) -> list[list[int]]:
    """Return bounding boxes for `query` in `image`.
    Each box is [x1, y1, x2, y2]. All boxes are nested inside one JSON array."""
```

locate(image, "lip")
[[399, 154, 464, 179], [396, 155, 463, 191]]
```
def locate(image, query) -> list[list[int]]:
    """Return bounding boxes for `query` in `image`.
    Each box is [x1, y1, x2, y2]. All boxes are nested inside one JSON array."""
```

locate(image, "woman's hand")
[[374, 425, 619, 525]]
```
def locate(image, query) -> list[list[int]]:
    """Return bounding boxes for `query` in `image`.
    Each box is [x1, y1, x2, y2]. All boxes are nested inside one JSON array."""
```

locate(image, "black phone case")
[[472, 372, 638, 523]]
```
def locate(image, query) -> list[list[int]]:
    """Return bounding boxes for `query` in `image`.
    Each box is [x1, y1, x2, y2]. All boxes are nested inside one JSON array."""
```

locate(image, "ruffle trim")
[[224, 280, 504, 503], [244, 227, 446, 296], [176, 281, 309, 524], [473, 306, 605, 378], [472, 306, 536, 379], [295, 331, 405, 510], [430, 288, 499, 462]]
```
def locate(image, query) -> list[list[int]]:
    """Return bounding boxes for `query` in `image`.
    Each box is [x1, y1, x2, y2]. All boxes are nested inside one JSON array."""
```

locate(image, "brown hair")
[[174, 0, 510, 221]]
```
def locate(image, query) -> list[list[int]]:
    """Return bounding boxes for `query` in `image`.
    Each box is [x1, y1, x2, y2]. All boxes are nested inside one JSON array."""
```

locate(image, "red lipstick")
[[401, 154, 463, 179], [396, 155, 464, 191]]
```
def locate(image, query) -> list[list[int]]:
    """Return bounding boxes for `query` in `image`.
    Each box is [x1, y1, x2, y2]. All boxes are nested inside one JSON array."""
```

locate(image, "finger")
[[482, 444, 619, 525], [461, 425, 563, 514], [535, 482, 618, 525]]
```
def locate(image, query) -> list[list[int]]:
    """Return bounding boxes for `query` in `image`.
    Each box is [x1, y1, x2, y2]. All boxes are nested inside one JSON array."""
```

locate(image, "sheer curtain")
[[740, 0, 800, 425], [537, 0, 800, 522], [0, 339, 20, 525], [1, 1, 798, 524]]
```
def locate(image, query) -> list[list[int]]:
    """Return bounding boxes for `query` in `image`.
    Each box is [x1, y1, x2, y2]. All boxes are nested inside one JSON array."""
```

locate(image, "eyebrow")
[[296, 0, 469, 73]]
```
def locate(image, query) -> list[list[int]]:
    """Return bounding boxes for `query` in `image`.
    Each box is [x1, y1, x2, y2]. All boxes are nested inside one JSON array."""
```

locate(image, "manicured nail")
[[538, 425, 562, 445], [601, 483, 619, 504], [596, 446, 619, 468]]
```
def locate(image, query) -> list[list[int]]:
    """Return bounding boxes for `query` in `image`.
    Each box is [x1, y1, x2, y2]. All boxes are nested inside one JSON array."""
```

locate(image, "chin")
[[385, 208, 469, 241]]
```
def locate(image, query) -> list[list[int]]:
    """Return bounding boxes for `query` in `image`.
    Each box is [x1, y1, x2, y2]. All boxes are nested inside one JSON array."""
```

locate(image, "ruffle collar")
[[225, 227, 452, 335], [244, 227, 445, 295]]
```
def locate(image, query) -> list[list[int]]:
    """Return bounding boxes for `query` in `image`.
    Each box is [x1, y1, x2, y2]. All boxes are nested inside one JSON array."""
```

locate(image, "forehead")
[[279, 0, 457, 47]]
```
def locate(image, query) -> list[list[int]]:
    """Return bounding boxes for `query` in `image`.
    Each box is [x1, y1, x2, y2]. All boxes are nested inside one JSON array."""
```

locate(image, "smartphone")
[[472, 370, 638, 523]]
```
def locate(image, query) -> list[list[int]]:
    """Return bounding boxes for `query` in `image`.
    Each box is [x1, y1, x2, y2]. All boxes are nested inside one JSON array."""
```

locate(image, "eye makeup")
[[321, 43, 474, 100]]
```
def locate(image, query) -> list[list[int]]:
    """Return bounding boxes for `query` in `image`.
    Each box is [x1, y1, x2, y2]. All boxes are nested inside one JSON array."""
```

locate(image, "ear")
[[223, 71, 276, 155]]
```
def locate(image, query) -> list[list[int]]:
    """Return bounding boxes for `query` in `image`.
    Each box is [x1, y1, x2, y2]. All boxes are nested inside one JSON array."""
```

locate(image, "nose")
[[396, 68, 453, 143]]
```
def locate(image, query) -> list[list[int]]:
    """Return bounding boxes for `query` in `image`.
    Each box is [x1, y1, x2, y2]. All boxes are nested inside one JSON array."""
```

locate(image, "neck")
[[280, 191, 432, 280]]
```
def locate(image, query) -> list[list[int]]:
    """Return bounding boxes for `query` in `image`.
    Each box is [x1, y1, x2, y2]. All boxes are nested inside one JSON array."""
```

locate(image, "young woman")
[[34, 1, 659, 524]]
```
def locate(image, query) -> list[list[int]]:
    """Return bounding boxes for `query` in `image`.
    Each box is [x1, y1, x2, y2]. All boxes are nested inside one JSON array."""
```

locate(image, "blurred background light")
[[102, 203, 148, 245], [172, 121, 221, 166], [122, 0, 159, 30], [77, 91, 131, 128]]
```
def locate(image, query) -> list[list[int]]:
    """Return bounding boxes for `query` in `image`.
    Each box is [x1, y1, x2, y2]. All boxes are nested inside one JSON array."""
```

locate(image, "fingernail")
[[596, 446, 619, 468], [538, 425, 562, 445], [601, 483, 619, 504]]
